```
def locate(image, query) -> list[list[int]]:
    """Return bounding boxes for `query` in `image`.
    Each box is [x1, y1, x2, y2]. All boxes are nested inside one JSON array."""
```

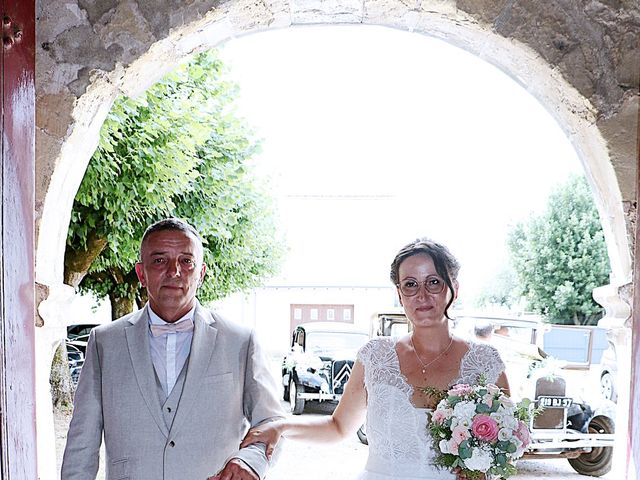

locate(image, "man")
[[62, 218, 284, 480]]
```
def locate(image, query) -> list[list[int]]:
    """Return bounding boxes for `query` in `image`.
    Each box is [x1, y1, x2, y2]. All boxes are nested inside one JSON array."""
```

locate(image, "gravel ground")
[[54, 401, 615, 480]]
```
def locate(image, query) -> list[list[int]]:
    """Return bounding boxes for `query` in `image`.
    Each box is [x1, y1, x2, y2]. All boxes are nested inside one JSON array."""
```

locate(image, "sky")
[[218, 25, 584, 302]]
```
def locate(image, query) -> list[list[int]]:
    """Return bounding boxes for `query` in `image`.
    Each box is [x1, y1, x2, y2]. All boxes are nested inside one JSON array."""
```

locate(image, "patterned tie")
[[150, 318, 194, 337]]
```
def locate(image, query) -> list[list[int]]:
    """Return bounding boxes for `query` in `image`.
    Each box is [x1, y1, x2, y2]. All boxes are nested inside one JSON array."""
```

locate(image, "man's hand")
[[239, 421, 284, 460], [208, 458, 259, 480]]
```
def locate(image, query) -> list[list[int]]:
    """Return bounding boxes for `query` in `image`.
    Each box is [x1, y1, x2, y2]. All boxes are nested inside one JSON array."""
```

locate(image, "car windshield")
[[388, 322, 409, 337], [493, 325, 538, 345], [306, 332, 369, 353]]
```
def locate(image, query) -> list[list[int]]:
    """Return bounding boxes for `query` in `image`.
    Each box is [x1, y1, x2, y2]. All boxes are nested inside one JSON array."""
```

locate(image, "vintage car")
[[65, 341, 85, 385], [599, 338, 618, 402], [282, 321, 369, 414], [357, 311, 616, 477]]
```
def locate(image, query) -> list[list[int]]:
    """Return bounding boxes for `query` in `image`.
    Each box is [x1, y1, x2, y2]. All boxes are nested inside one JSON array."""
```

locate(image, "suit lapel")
[[125, 307, 169, 438], [168, 304, 218, 437]]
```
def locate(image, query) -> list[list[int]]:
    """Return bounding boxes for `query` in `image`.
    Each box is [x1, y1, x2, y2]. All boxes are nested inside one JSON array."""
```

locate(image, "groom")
[[61, 218, 284, 480]]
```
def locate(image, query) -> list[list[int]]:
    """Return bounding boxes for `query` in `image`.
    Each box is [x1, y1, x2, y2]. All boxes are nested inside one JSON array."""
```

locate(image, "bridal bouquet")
[[427, 382, 532, 479]]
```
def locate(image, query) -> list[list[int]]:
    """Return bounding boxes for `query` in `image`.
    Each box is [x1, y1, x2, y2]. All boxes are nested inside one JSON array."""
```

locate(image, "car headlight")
[[320, 381, 330, 393]]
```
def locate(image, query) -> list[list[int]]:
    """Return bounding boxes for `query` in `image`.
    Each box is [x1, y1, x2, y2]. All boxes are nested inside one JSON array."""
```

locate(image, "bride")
[[241, 238, 510, 480]]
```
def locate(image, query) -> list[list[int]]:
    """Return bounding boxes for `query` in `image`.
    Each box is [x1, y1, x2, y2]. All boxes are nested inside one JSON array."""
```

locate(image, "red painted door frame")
[[0, 0, 37, 478]]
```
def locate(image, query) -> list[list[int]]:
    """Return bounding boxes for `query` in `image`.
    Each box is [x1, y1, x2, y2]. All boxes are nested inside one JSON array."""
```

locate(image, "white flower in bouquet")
[[499, 414, 519, 430], [497, 428, 513, 442], [464, 446, 493, 472], [439, 439, 452, 454], [453, 401, 477, 426]]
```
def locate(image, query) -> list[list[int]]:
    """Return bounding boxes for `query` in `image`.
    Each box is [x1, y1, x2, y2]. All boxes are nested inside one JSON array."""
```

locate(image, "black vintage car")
[[282, 322, 369, 414]]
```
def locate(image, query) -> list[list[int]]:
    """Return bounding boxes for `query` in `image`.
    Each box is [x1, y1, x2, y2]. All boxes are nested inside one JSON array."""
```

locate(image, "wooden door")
[[0, 0, 37, 477]]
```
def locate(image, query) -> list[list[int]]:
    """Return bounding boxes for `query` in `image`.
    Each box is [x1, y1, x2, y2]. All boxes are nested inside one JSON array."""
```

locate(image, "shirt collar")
[[148, 305, 196, 326]]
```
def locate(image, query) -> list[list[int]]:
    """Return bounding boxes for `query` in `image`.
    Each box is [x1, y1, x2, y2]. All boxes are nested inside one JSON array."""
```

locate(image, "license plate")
[[537, 396, 573, 408]]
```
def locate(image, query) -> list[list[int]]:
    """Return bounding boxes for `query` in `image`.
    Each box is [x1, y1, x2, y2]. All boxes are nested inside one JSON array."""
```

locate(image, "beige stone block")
[[35, 129, 63, 217], [36, 93, 75, 138]]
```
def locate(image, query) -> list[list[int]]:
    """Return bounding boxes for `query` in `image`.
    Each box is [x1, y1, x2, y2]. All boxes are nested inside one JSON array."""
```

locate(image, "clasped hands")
[[239, 421, 284, 461], [207, 423, 283, 480]]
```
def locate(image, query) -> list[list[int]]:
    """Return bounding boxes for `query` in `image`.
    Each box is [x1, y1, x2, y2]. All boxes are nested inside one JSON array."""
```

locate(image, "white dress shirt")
[[148, 306, 195, 396]]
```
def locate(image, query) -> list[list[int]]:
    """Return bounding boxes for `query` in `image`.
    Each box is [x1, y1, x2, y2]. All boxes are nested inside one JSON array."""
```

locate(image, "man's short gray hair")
[[139, 218, 204, 261]]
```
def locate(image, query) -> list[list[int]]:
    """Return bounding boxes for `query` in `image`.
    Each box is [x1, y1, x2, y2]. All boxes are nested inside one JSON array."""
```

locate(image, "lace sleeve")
[[357, 339, 375, 366], [456, 343, 505, 386]]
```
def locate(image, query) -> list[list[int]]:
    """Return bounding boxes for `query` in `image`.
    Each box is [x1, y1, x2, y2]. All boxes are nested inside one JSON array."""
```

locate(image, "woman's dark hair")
[[390, 238, 461, 319]]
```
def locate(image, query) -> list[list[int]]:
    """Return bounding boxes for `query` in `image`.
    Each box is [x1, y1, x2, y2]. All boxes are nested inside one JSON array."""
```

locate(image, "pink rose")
[[514, 420, 531, 447], [432, 409, 449, 424], [499, 395, 516, 408], [452, 425, 471, 444], [448, 384, 474, 397], [471, 415, 499, 442], [486, 384, 501, 395]]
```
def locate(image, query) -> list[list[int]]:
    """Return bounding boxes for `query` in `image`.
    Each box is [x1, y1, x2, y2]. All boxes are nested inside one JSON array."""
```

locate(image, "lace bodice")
[[356, 337, 505, 480]]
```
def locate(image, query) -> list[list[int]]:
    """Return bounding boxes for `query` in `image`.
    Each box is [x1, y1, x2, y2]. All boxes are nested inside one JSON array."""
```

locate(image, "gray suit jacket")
[[61, 303, 284, 480]]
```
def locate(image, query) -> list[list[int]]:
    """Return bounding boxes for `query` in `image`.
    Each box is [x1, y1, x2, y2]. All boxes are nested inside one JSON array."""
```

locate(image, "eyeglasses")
[[396, 275, 446, 296]]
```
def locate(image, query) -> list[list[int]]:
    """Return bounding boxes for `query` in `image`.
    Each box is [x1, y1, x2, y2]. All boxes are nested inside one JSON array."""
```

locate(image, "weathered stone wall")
[[35, 0, 639, 253]]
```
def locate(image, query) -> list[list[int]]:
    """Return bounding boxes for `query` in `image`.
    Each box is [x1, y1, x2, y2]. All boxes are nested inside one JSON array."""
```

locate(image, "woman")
[[242, 238, 510, 479]]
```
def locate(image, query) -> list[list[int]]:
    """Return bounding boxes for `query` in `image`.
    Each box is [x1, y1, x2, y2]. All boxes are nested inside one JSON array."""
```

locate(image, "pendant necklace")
[[410, 335, 454, 375]]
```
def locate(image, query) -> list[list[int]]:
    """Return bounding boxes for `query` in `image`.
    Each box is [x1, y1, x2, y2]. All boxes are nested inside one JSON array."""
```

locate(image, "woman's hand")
[[240, 421, 284, 460]]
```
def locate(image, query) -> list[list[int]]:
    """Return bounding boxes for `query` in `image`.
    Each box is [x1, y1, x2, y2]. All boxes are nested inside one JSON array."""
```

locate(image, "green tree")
[[65, 51, 283, 319], [507, 174, 610, 325], [475, 264, 519, 309]]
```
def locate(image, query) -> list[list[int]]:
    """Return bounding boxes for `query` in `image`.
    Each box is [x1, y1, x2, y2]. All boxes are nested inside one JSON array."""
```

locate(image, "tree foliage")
[[65, 50, 283, 319], [507, 175, 610, 325], [474, 265, 519, 309]]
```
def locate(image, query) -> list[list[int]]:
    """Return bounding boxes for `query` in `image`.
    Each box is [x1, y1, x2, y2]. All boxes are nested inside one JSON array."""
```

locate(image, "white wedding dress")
[[355, 337, 505, 480]]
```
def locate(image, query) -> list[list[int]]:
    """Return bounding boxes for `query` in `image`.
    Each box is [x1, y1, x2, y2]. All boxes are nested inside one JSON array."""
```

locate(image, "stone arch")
[[36, 2, 637, 291], [34, 1, 638, 477]]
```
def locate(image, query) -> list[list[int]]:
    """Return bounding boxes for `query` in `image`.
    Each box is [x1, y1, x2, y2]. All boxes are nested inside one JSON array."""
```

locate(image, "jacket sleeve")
[[61, 328, 104, 480], [232, 330, 286, 479]]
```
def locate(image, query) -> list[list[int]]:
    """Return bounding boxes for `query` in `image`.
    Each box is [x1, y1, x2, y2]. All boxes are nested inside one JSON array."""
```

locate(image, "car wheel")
[[357, 424, 368, 445], [282, 383, 290, 401], [289, 378, 305, 415], [567, 415, 614, 477], [600, 372, 617, 403]]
